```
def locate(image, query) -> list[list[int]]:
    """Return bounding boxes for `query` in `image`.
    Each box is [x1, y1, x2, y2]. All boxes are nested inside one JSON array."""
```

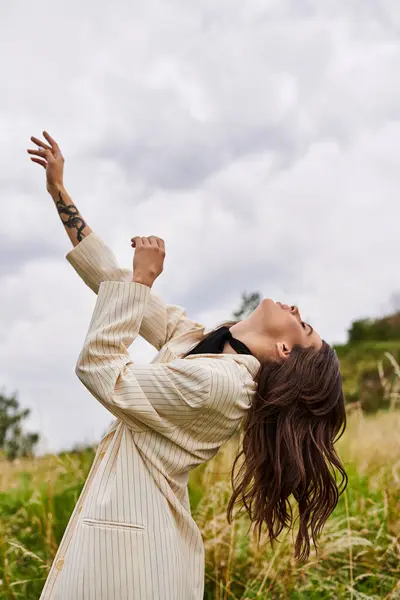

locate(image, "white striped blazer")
[[38, 231, 260, 600]]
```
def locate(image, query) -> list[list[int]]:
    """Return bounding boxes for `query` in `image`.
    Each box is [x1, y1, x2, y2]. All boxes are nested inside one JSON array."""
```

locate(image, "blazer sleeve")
[[75, 280, 211, 433], [65, 232, 205, 351]]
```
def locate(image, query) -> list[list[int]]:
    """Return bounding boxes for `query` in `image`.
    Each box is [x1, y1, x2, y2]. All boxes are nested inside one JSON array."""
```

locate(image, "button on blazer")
[[38, 231, 260, 600]]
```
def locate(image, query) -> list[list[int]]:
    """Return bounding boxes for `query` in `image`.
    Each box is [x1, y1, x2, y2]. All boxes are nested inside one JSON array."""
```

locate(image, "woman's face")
[[226, 298, 323, 364], [259, 299, 322, 351]]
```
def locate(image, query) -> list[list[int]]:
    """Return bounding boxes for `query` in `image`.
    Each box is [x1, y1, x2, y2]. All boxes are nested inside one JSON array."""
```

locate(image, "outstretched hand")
[[27, 131, 64, 193], [131, 236, 166, 287]]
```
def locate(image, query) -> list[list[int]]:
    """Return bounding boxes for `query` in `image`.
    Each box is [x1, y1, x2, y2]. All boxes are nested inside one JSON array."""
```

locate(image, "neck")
[[221, 324, 251, 355], [223, 322, 265, 361], [221, 339, 238, 355]]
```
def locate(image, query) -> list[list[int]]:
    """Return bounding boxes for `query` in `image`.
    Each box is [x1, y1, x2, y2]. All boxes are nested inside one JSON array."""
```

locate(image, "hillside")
[[334, 311, 400, 412]]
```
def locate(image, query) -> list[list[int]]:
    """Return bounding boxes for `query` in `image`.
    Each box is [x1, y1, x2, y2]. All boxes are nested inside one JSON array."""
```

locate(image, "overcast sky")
[[1, 0, 399, 455]]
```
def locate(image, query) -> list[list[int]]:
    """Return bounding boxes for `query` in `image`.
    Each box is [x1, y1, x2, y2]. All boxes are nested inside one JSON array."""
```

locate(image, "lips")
[[276, 302, 289, 310]]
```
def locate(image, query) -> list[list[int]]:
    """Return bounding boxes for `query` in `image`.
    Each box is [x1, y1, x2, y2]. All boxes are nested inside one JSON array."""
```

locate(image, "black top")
[[184, 325, 254, 356]]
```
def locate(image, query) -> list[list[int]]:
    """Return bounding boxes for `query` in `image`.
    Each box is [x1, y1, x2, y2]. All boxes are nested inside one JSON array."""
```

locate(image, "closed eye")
[[302, 322, 314, 337]]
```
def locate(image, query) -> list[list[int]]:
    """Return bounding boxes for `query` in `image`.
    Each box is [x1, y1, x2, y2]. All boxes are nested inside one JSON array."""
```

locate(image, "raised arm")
[[48, 182, 92, 246], [75, 280, 211, 433], [64, 232, 207, 350], [27, 131, 207, 351], [27, 131, 93, 247]]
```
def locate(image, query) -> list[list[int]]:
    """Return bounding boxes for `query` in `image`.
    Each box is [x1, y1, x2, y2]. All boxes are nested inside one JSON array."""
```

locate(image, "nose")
[[278, 302, 301, 318], [290, 305, 302, 321]]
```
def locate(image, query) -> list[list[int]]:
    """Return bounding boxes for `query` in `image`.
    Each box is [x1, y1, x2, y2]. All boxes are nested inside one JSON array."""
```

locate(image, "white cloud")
[[1, 0, 399, 452]]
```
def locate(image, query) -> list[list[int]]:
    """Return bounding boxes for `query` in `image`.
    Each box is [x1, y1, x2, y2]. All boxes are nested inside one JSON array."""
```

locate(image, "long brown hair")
[[182, 319, 348, 563]]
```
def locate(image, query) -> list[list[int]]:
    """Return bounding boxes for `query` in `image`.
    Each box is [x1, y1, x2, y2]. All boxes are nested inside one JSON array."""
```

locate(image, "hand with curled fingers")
[[27, 130, 65, 194], [131, 236, 166, 288]]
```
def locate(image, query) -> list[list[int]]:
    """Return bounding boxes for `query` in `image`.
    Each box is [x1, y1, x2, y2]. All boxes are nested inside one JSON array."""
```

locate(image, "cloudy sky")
[[1, 0, 399, 454]]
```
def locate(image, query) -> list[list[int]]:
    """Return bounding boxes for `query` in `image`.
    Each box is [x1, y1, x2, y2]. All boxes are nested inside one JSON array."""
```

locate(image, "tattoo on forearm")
[[56, 191, 87, 242]]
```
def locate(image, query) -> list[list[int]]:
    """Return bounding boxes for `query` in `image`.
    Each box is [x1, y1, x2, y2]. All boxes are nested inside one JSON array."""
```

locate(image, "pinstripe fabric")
[[38, 232, 261, 600]]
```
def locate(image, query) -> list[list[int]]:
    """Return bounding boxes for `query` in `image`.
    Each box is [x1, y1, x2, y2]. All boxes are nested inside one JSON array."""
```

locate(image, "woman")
[[28, 132, 348, 600]]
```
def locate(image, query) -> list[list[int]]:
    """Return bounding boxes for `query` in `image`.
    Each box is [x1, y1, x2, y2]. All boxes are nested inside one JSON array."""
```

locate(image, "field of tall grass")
[[0, 407, 399, 599]]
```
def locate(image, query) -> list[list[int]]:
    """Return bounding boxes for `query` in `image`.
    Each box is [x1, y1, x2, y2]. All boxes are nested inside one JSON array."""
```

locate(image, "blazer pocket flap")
[[81, 518, 145, 531]]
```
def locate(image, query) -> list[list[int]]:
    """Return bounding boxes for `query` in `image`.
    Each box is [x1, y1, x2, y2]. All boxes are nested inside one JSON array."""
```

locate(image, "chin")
[[260, 298, 276, 315], [261, 298, 283, 320], [262, 298, 275, 306], [251, 298, 276, 321]]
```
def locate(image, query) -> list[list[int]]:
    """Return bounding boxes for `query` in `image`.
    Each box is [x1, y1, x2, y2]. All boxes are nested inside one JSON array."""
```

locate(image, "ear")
[[276, 341, 291, 361]]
